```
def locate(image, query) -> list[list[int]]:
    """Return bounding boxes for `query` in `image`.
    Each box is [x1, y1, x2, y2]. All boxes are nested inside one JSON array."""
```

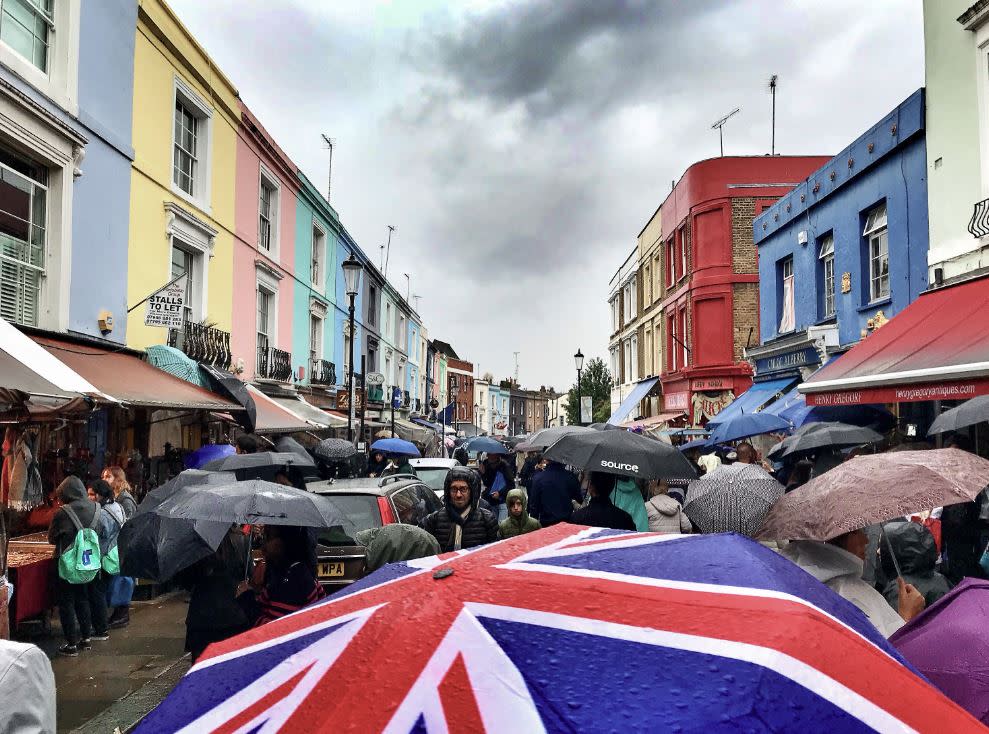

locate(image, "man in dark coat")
[[518, 452, 542, 491], [529, 460, 582, 527], [47, 476, 107, 656], [571, 472, 636, 532], [421, 467, 498, 552]]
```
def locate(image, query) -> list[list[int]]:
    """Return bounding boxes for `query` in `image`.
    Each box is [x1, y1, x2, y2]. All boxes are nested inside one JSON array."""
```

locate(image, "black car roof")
[[307, 475, 423, 496]]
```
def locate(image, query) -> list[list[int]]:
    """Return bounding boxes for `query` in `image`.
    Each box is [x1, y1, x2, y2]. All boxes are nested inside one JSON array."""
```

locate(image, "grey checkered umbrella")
[[684, 463, 784, 537], [314, 438, 357, 461]]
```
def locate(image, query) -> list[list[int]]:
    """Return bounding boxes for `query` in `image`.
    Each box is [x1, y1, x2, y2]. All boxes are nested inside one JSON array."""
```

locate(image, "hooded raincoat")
[[47, 476, 99, 556], [781, 540, 904, 637], [879, 521, 953, 609], [612, 479, 649, 532], [356, 525, 441, 572], [498, 488, 541, 539], [420, 467, 498, 552], [645, 493, 692, 534]]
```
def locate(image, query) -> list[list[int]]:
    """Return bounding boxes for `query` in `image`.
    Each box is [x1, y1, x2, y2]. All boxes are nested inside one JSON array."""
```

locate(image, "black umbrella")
[[313, 438, 357, 461], [200, 364, 257, 431], [118, 470, 231, 582], [928, 395, 989, 436], [274, 435, 311, 460], [517, 425, 590, 452], [155, 479, 354, 529], [589, 422, 626, 431], [543, 429, 697, 481], [780, 422, 883, 458]]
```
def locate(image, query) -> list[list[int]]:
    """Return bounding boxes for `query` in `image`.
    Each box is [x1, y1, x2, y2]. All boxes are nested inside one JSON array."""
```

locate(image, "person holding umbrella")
[[571, 472, 636, 531], [529, 459, 582, 527], [382, 453, 417, 477], [366, 450, 388, 478]]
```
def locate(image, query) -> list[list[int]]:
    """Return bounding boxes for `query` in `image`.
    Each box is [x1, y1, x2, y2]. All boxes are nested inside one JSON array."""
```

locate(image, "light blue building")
[[0, 1, 137, 344], [747, 90, 928, 397]]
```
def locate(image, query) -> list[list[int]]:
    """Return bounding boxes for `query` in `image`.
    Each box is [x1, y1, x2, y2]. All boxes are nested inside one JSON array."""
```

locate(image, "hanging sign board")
[[366, 372, 385, 386], [144, 275, 187, 328], [580, 396, 593, 424]]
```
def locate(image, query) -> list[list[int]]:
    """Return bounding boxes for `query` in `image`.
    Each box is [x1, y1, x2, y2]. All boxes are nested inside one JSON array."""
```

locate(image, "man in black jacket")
[[421, 467, 498, 552], [529, 460, 582, 527], [571, 472, 636, 532]]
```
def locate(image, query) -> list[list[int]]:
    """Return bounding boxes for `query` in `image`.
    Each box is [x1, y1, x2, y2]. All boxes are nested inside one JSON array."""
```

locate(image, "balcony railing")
[[256, 341, 292, 381], [310, 358, 336, 386], [969, 197, 989, 238], [168, 320, 232, 368]]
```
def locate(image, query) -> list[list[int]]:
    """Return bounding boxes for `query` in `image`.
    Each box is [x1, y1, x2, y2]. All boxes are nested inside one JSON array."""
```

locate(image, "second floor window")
[[170, 245, 195, 326], [864, 203, 889, 302], [309, 315, 322, 364], [367, 285, 377, 325], [779, 256, 795, 333], [258, 173, 277, 252], [819, 234, 835, 318], [311, 224, 325, 288], [0, 148, 47, 327], [1, 0, 52, 72], [173, 100, 198, 196], [256, 286, 274, 372]]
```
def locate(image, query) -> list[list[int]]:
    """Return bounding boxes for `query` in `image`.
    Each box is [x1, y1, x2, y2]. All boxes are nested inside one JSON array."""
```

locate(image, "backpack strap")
[[89, 504, 101, 530], [62, 505, 84, 533]]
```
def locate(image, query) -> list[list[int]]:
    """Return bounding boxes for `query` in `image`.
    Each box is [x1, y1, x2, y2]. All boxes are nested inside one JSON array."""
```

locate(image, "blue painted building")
[[748, 89, 928, 388], [0, 1, 137, 344]]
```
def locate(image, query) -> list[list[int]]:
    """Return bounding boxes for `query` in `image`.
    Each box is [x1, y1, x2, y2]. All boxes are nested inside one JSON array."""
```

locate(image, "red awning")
[[799, 275, 989, 405], [34, 336, 241, 411], [621, 412, 685, 429], [246, 385, 313, 434]]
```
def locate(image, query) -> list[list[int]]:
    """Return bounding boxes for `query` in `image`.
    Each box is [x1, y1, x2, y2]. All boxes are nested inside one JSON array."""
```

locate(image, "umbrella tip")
[[433, 568, 454, 580]]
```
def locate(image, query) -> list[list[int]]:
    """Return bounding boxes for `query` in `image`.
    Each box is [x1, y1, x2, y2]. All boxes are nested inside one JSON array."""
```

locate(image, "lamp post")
[[574, 348, 584, 425], [341, 253, 363, 442], [474, 402, 480, 435]]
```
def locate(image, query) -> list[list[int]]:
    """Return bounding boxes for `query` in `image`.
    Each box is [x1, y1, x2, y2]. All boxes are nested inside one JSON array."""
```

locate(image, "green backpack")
[[101, 508, 123, 575], [58, 505, 102, 584]]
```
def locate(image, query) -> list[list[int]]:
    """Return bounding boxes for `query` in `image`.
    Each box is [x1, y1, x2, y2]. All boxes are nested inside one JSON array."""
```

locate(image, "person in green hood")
[[498, 488, 541, 539], [612, 478, 649, 532]]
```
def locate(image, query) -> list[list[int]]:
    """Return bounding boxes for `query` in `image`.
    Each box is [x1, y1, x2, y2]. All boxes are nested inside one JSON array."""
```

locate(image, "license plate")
[[318, 561, 345, 578]]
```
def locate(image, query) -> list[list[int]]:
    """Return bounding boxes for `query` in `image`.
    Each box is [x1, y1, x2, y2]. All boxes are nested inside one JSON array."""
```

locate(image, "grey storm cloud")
[[167, 0, 922, 390]]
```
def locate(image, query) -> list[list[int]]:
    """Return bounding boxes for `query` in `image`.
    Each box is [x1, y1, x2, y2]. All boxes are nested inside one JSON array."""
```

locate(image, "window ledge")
[[814, 315, 838, 327], [170, 184, 212, 218], [857, 296, 891, 313]]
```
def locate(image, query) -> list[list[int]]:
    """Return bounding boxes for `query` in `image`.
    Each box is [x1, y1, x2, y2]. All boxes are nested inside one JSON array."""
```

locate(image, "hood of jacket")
[[781, 539, 863, 585], [57, 475, 87, 503], [647, 494, 681, 517], [504, 487, 531, 526], [880, 521, 938, 577], [356, 525, 441, 572], [443, 466, 482, 524]]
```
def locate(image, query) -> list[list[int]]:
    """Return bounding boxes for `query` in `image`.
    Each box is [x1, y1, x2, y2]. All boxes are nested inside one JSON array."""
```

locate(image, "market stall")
[[6, 532, 54, 631]]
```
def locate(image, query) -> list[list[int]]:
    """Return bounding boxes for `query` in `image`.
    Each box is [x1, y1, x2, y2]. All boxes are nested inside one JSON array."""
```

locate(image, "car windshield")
[[415, 468, 450, 491], [315, 494, 382, 545]]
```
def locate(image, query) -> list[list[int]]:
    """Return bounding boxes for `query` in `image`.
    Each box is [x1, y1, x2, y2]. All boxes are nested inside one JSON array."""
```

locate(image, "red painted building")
[[657, 156, 830, 425]]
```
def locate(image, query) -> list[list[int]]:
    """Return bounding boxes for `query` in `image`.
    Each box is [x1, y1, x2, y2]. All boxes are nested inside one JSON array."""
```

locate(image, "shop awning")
[[705, 377, 796, 427], [245, 386, 314, 434], [799, 276, 989, 405], [1, 319, 106, 402], [392, 418, 435, 443], [621, 412, 685, 430], [268, 394, 346, 428], [607, 377, 660, 425], [34, 336, 239, 411]]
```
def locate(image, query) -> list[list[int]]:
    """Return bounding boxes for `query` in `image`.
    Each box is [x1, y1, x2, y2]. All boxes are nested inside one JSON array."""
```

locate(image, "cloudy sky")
[[169, 0, 923, 392]]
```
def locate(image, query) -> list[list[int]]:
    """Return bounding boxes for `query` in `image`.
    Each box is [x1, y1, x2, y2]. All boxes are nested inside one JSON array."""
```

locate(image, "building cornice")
[[959, 0, 989, 29]]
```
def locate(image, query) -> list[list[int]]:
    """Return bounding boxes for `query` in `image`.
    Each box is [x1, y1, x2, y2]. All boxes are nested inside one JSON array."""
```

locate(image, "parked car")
[[307, 475, 443, 591], [409, 457, 460, 498]]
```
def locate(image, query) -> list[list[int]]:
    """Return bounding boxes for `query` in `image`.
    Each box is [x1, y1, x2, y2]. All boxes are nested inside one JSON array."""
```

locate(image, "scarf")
[[451, 505, 471, 550]]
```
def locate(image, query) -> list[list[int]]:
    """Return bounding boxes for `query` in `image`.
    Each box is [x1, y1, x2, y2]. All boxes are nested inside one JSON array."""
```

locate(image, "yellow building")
[[126, 0, 240, 350]]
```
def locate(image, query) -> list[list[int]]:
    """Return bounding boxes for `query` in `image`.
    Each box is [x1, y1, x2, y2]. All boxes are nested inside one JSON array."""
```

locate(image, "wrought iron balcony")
[[167, 320, 231, 368], [256, 341, 293, 381], [968, 197, 989, 237], [310, 358, 336, 386]]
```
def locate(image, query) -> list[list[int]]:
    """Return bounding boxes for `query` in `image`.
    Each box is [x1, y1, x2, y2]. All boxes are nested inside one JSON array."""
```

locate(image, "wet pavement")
[[25, 590, 190, 733]]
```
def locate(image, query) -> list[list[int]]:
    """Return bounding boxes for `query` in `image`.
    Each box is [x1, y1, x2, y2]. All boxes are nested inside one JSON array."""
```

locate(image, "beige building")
[[607, 247, 639, 416]]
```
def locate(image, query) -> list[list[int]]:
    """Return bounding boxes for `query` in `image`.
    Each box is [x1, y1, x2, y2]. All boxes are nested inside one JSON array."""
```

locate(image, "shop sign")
[[692, 391, 735, 424], [755, 347, 819, 376], [804, 379, 989, 407], [664, 391, 689, 411], [144, 275, 186, 328], [366, 372, 385, 386], [336, 388, 364, 411], [691, 378, 729, 391]]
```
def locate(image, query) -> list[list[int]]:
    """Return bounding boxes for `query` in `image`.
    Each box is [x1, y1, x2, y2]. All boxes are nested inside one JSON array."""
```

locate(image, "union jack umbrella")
[[137, 525, 984, 733]]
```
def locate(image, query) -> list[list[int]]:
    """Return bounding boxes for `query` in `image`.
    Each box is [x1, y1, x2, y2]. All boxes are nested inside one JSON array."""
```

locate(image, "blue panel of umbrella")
[[708, 411, 791, 445]]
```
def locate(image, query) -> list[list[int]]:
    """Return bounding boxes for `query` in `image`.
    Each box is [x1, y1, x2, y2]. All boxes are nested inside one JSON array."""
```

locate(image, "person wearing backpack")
[[47, 476, 107, 656], [91, 479, 127, 630]]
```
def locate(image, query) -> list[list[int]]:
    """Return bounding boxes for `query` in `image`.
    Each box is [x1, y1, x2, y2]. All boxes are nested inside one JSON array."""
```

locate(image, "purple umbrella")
[[889, 578, 989, 724], [184, 442, 234, 469]]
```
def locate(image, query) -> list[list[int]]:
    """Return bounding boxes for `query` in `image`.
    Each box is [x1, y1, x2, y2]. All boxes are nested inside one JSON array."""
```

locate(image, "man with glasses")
[[421, 467, 498, 552]]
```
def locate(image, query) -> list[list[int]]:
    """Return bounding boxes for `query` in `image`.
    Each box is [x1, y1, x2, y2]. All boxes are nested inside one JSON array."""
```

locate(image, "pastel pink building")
[[233, 103, 299, 383]]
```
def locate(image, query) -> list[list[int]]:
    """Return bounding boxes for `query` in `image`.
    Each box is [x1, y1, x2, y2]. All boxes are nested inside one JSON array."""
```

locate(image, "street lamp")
[[342, 253, 363, 442], [574, 348, 584, 425], [474, 402, 480, 435]]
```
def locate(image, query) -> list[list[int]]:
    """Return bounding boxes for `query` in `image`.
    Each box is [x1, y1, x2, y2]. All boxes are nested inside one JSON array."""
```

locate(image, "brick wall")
[[732, 282, 760, 362], [731, 198, 758, 274]]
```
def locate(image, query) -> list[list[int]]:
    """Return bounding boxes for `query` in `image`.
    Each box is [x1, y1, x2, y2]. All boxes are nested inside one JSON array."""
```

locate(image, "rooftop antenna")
[[412, 293, 422, 311], [384, 225, 395, 278], [320, 134, 334, 203], [768, 75, 778, 155], [711, 108, 740, 157]]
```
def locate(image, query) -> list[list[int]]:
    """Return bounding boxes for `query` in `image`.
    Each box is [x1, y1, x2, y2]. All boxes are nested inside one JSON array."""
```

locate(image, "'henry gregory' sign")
[[144, 275, 187, 329]]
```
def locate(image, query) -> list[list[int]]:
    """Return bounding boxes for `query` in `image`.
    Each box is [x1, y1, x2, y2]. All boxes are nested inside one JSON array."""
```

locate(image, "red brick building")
[[657, 156, 829, 425], [447, 358, 474, 427]]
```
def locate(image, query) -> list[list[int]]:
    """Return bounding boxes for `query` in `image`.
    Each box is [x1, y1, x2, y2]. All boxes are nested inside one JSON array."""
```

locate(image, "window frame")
[[863, 203, 889, 303], [0, 0, 78, 113], [0, 0, 53, 74], [309, 313, 323, 365], [778, 255, 795, 334], [258, 165, 280, 256], [818, 233, 835, 319], [311, 220, 326, 290], [171, 77, 213, 211], [666, 239, 675, 286], [255, 266, 280, 374], [0, 151, 48, 327]]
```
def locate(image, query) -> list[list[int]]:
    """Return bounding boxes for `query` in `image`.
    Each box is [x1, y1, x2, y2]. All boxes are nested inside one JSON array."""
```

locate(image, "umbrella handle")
[[244, 525, 253, 581], [882, 528, 902, 579]]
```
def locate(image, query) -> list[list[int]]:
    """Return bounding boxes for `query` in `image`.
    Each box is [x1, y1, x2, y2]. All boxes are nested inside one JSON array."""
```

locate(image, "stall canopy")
[[245, 386, 315, 434], [268, 394, 346, 429], [705, 377, 795, 427], [621, 412, 685, 430], [607, 377, 660, 425], [800, 276, 989, 406], [33, 336, 239, 411], [0, 318, 106, 403]]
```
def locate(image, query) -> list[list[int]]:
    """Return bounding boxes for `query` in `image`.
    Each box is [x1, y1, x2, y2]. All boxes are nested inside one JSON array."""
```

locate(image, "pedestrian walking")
[[102, 466, 138, 519], [382, 453, 416, 477], [570, 472, 636, 532], [645, 481, 692, 534], [612, 477, 649, 532], [47, 476, 108, 656], [528, 460, 582, 527], [518, 452, 542, 491], [878, 521, 953, 610], [479, 451, 515, 523], [498, 488, 541, 539], [420, 467, 498, 552], [90, 479, 128, 630]]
